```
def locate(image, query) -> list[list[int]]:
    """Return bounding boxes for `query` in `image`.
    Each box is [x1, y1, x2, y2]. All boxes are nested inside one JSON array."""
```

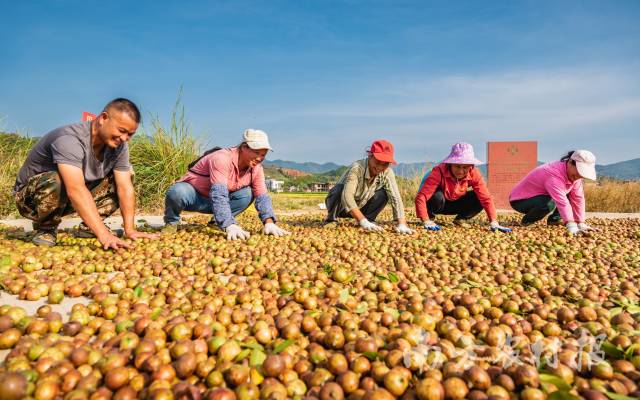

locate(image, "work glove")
[[225, 224, 250, 241], [578, 222, 597, 232], [359, 218, 384, 232], [264, 222, 290, 237], [566, 222, 580, 235], [395, 224, 414, 235], [423, 220, 441, 231], [490, 221, 512, 233]]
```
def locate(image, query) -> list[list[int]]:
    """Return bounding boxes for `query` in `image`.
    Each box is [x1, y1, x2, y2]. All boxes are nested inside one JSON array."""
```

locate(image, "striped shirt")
[[338, 159, 405, 220]]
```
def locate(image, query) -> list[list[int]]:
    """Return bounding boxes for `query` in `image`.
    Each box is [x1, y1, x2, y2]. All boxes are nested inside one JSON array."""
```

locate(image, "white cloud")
[[269, 67, 640, 164]]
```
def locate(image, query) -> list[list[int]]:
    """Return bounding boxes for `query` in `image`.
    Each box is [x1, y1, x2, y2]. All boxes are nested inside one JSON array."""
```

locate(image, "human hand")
[[98, 232, 131, 250], [359, 219, 383, 232], [264, 222, 290, 237], [490, 221, 512, 233], [395, 224, 414, 234], [423, 220, 441, 231], [225, 224, 251, 240]]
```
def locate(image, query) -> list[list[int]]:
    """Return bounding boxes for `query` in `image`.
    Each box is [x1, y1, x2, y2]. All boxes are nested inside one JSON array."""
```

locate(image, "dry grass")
[[0, 133, 36, 218], [271, 192, 326, 212], [585, 180, 640, 213], [128, 98, 201, 213]]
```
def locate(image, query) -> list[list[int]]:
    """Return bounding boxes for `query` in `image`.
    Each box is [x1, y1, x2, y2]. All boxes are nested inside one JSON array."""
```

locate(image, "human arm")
[[470, 171, 510, 232], [568, 179, 586, 223], [57, 164, 130, 249], [341, 163, 365, 222], [543, 177, 575, 224], [415, 167, 442, 223], [114, 169, 159, 241]]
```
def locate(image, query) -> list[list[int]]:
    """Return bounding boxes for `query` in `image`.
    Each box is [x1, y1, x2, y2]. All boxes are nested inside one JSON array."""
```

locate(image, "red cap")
[[369, 140, 397, 165]]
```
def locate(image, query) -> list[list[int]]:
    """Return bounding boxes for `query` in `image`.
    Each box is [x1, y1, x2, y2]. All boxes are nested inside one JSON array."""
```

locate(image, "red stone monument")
[[487, 141, 538, 209], [82, 111, 96, 122]]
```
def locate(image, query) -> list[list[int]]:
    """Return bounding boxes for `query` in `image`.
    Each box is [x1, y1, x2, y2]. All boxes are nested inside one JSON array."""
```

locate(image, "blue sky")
[[1, 0, 639, 165]]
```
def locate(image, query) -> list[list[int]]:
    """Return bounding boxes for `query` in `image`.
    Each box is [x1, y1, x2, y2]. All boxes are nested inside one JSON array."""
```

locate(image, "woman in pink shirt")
[[509, 150, 597, 235], [163, 129, 290, 240]]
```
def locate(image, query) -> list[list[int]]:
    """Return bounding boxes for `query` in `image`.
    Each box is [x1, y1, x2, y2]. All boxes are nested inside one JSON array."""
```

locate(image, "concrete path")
[[0, 215, 166, 232], [1, 212, 638, 233]]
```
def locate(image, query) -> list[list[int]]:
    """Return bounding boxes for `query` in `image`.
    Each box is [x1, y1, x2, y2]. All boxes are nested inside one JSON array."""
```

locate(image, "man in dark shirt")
[[14, 98, 158, 248]]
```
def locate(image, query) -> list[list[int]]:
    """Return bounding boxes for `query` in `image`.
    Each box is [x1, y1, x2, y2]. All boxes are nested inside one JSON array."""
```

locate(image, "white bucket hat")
[[242, 129, 272, 151], [570, 149, 597, 180]]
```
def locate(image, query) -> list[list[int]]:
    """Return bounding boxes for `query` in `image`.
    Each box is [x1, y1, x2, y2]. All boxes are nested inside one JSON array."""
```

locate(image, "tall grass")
[[585, 180, 640, 213], [0, 133, 36, 218], [129, 97, 202, 212]]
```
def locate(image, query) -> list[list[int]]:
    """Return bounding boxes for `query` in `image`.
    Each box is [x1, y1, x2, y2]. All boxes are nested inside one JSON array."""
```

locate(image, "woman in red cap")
[[415, 142, 511, 232], [325, 140, 413, 234]]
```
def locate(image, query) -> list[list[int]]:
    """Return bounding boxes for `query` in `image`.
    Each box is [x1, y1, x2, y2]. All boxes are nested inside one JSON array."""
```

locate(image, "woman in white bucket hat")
[[510, 150, 597, 235], [163, 129, 290, 240]]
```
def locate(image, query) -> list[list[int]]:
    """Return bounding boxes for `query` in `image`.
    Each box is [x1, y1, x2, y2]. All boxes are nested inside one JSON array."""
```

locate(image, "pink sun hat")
[[442, 142, 482, 165]]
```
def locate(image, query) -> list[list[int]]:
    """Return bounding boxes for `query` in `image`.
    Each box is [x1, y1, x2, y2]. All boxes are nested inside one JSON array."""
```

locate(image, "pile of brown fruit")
[[1, 214, 639, 400]]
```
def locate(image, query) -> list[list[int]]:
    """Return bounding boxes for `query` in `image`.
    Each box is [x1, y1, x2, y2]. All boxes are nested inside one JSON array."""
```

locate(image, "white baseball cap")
[[570, 149, 597, 180], [242, 129, 272, 151]]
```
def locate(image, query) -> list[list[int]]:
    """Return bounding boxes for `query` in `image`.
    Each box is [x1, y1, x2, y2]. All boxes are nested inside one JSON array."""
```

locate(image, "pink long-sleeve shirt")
[[178, 147, 268, 198], [509, 161, 586, 223]]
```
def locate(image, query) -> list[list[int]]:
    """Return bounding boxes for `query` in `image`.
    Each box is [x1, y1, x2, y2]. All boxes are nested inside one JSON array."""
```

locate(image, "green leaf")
[[0, 255, 11, 266], [250, 349, 266, 367], [464, 279, 482, 288], [150, 308, 162, 320], [383, 307, 400, 319], [605, 392, 637, 400], [377, 275, 388, 281], [609, 307, 624, 318], [388, 272, 399, 283], [363, 352, 378, 361], [235, 348, 251, 362], [539, 373, 571, 391], [274, 339, 295, 354], [280, 287, 294, 295], [134, 286, 143, 297], [339, 289, 349, 303], [627, 305, 640, 314], [548, 391, 581, 400], [322, 264, 333, 274], [624, 343, 640, 360], [601, 342, 625, 359], [241, 341, 264, 351], [355, 302, 368, 314]]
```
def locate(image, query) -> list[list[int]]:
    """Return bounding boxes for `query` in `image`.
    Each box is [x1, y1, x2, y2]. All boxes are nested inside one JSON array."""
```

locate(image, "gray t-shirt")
[[14, 121, 131, 192]]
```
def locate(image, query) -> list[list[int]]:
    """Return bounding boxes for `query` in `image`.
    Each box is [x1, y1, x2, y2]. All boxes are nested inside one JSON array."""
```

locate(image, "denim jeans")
[[164, 182, 253, 225]]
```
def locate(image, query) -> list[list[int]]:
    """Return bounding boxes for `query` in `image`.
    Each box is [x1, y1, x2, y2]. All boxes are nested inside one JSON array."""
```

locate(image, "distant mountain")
[[266, 158, 640, 180], [264, 160, 343, 174], [596, 158, 640, 181]]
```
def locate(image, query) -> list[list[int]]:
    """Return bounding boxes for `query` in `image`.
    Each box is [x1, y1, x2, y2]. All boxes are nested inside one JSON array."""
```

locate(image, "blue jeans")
[[164, 182, 253, 225]]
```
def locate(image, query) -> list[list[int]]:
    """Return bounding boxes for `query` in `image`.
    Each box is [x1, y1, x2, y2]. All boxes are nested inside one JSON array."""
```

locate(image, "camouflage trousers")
[[15, 171, 119, 231]]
